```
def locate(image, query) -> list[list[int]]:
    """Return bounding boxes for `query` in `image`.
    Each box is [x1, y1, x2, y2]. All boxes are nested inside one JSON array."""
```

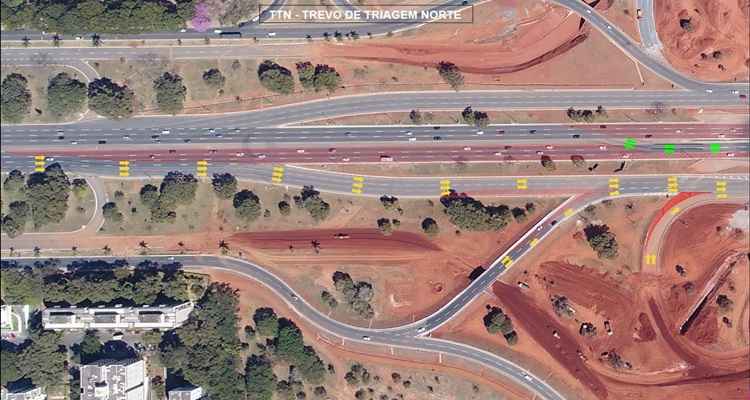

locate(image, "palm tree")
[[311, 240, 321, 254], [8, 247, 15, 257], [52, 34, 61, 47], [21, 36, 30, 47], [33, 246, 41, 257], [91, 34, 101, 47], [139, 241, 148, 249], [71, 246, 78, 255], [102, 245, 112, 255]]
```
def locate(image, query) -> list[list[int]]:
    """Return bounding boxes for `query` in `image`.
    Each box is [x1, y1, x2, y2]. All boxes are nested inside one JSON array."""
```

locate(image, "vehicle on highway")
[[151, 134, 160, 139], [545, 145, 554, 150], [606, 25, 612, 30], [161, 129, 170, 135], [622, 153, 631, 159], [600, 125, 607, 129], [345, 132, 352, 137], [45, 157, 54, 162], [290, 294, 299, 301], [334, 233, 350, 239], [463, 146, 471, 151], [209, 149, 217, 154], [417, 326, 426, 333], [433, 126, 441, 130], [122, 135, 131, 140], [184, 138, 191, 143], [112, 332, 124, 341], [380, 155, 394, 162], [209, 128, 216, 134], [168, 149, 176, 153], [494, 152, 503, 156], [536, 150, 544, 155], [57, 135, 64, 140], [645, 134, 652, 138], [504, 145, 512, 150], [529, 129, 537, 134], [705, 89, 713, 93], [328, 148, 336, 153], [213, 29, 222, 34], [433, 136, 442, 140], [550, 220, 558, 226], [408, 137, 417, 142], [257, 154, 267, 159], [476, 130, 484, 135], [497, 129, 505, 134], [675, 129, 682, 133], [342, 157, 350, 162], [150, 154, 156, 159], [730, 90, 739, 94], [180, 29, 186, 33], [215, 133, 223, 138], [70, 140, 78, 145], [718, 134, 726, 138], [267, 32, 277, 37], [405, 131, 413, 135], [296, 149, 305, 153], [740, 94, 747, 99], [726, 152, 735, 157], [599, 145, 607, 150], [362, 336, 371, 341], [235, 152, 245, 157], [572, 134, 580, 138], [98, 140, 107, 144], [523, 374, 533, 382]]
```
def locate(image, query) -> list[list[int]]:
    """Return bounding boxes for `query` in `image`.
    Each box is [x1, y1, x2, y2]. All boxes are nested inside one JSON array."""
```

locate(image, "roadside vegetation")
[[331, 271, 375, 319], [483, 306, 518, 345]]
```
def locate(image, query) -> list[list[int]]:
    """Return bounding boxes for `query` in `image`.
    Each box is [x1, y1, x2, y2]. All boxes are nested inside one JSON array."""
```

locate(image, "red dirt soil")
[[317, 0, 616, 75], [229, 228, 441, 252], [655, 0, 750, 81]]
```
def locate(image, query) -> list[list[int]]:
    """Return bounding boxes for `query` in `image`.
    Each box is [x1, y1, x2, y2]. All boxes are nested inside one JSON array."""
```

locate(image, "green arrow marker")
[[710, 143, 721, 154], [624, 138, 637, 150], [663, 144, 675, 155]]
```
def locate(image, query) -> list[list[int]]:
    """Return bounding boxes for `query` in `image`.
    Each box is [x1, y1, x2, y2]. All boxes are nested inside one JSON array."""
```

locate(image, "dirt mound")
[[492, 282, 610, 399], [635, 313, 657, 342], [655, 0, 750, 81], [686, 306, 720, 345], [229, 228, 441, 252]]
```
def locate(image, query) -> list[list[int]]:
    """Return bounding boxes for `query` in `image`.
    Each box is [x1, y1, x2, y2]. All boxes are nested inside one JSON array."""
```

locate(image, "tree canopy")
[[436, 61, 464, 90], [87, 78, 135, 119], [25, 163, 71, 228], [233, 190, 262, 222], [47, 72, 87, 119], [202, 68, 226, 89], [257, 60, 295, 95], [584, 224, 619, 259], [440, 195, 511, 231], [1, 73, 31, 123], [153, 72, 187, 114], [211, 173, 237, 199]]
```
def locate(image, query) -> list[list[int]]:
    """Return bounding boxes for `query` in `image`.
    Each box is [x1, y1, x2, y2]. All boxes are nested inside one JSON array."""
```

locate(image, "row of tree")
[[0, 0, 194, 34], [257, 60, 342, 95]]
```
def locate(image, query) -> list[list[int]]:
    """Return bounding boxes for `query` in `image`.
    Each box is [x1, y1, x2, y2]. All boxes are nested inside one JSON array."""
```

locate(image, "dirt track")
[[230, 228, 441, 252]]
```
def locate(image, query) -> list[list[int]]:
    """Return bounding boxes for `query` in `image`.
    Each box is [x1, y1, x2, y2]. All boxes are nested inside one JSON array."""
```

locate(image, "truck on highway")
[[380, 155, 394, 162]]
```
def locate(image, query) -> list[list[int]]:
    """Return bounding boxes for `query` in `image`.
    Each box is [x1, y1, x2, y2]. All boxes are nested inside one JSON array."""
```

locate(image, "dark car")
[[529, 129, 537, 134], [572, 134, 580, 138], [98, 140, 107, 144], [497, 130, 505, 134], [433, 136, 442, 140], [550, 220, 558, 226]]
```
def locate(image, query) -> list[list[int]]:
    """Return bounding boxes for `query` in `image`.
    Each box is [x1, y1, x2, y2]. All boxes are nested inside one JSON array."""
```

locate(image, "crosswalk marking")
[[670, 207, 680, 215], [667, 176, 679, 194], [196, 160, 208, 177], [118, 160, 130, 177], [516, 178, 528, 190], [564, 208, 574, 217], [501, 255, 513, 267], [608, 177, 620, 196], [715, 180, 727, 199], [529, 238, 539, 247], [271, 166, 285, 183], [352, 176, 365, 194], [644, 254, 657, 265], [34, 155, 45, 172], [440, 179, 451, 196]]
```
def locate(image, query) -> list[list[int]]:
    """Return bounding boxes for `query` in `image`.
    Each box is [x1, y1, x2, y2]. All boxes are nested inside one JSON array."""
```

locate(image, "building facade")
[[80, 359, 147, 400], [167, 386, 203, 400], [0, 386, 46, 400]]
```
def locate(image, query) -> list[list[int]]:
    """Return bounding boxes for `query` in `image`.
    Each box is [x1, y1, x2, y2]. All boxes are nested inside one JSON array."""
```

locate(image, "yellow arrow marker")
[[196, 160, 208, 177], [564, 208, 574, 217], [271, 166, 285, 183], [529, 238, 539, 248], [352, 176, 365, 194], [644, 254, 657, 265], [608, 177, 620, 196], [516, 178, 528, 190], [439, 179, 451, 196], [667, 176, 679, 193], [670, 207, 680, 215], [118, 160, 130, 177], [715, 181, 727, 199], [34, 155, 45, 172]]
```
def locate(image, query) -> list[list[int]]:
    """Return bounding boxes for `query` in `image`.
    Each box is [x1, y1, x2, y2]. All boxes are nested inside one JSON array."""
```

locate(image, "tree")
[[233, 190, 262, 222], [19, 330, 66, 387], [88, 78, 135, 119], [159, 171, 198, 207], [71, 178, 88, 198], [3, 169, 25, 194], [0, 344, 20, 386], [379, 195, 399, 211], [297, 186, 330, 222], [483, 306, 517, 345], [377, 218, 393, 235], [253, 307, 279, 337], [245, 354, 275, 400], [153, 72, 186, 114], [320, 291, 338, 309], [202, 68, 226, 89], [278, 200, 291, 216], [295, 61, 315, 89], [421, 217, 439, 236], [102, 202, 124, 223], [583, 224, 619, 259], [437, 61, 464, 90], [409, 109, 423, 124], [441, 195, 511, 231], [139, 184, 160, 206], [258, 60, 295, 94], [716, 294, 734, 311], [511, 207, 527, 223], [540, 155, 556, 171], [1, 73, 32, 123], [47, 72, 87, 118], [211, 173, 237, 199], [25, 163, 71, 228], [312, 64, 341, 93], [2, 201, 29, 238], [79, 330, 102, 363], [571, 155, 586, 168]]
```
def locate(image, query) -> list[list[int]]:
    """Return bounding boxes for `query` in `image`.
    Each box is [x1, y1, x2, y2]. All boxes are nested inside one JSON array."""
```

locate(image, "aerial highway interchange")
[[1, 0, 748, 399]]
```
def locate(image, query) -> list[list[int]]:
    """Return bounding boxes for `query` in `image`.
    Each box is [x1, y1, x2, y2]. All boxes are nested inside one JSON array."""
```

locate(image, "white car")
[[296, 149, 305, 153], [161, 129, 170, 135], [180, 29, 187, 33], [362, 336, 371, 341], [406, 131, 413, 136], [545, 145, 554, 150], [726, 152, 735, 157], [235, 152, 245, 157], [417, 326, 426, 333], [622, 153, 631, 159], [476, 130, 484, 135], [536, 150, 544, 155], [408, 137, 417, 142], [705, 89, 713, 93], [599, 145, 607, 150], [267, 32, 277, 37], [122, 135, 131, 140], [586, 9, 591, 14], [213, 29, 223, 34], [463, 146, 471, 151], [494, 152, 503, 156], [257, 154, 267, 159], [46, 157, 54, 162], [342, 157, 351, 162], [730, 90, 739, 95], [70, 140, 78, 145], [523, 374, 533, 382], [208, 128, 216, 134]]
